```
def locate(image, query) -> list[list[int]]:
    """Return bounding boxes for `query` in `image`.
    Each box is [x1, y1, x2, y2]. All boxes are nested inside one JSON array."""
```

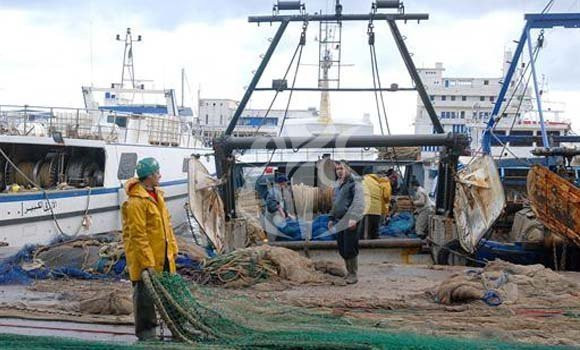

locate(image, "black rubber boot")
[[345, 257, 358, 284]]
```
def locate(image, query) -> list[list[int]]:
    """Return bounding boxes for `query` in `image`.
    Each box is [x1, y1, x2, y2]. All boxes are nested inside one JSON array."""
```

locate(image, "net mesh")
[[135, 271, 564, 349]]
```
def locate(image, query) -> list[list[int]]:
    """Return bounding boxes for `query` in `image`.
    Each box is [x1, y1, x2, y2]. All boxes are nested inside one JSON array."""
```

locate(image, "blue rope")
[[482, 290, 502, 307]]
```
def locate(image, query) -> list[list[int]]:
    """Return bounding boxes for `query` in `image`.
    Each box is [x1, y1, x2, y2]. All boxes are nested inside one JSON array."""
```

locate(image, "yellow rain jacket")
[[363, 174, 392, 216], [121, 178, 178, 281]]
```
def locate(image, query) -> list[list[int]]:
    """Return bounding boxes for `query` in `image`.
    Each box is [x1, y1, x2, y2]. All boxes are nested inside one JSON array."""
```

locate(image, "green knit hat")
[[136, 157, 160, 180]]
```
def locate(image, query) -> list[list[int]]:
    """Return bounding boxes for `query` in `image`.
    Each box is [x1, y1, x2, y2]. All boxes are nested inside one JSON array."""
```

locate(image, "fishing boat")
[[0, 28, 213, 247]]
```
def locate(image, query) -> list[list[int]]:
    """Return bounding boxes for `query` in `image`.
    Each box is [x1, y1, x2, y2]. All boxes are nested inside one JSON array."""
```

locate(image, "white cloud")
[[0, 3, 578, 134]]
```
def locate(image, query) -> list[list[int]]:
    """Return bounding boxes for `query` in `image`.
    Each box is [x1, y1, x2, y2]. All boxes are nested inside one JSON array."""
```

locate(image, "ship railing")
[[0, 104, 201, 148]]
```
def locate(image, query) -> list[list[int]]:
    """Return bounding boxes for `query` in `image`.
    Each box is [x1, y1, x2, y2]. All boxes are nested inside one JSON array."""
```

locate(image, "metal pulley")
[[375, 0, 402, 9], [273, 1, 305, 14]]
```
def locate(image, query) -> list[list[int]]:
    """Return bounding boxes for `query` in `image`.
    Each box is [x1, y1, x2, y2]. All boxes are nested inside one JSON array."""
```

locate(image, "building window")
[[450, 111, 456, 119], [480, 96, 485, 102], [483, 80, 489, 85], [452, 124, 466, 133], [462, 96, 467, 101], [220, 115, 223, 124], [441, 96, 447, 101], [430, 95, 435, 101], [460, 111, 465, 119], [451, 96, 456, 101], [489, 96, 495, 102], [509, 130, 533, 146], [212, 103, 216, 107], [205, 115, 209, 124], [491, 130, 506, 146]]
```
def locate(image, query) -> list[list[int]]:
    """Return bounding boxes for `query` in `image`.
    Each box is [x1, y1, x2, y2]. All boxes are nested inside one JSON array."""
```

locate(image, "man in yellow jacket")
[[121, 157, 178, 341], [361, 172, 392, 239]]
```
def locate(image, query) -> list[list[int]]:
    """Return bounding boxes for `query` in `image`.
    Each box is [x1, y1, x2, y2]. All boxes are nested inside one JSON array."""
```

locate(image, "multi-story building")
[[415, 52, 572, 192], [197, 98, 319, 139]]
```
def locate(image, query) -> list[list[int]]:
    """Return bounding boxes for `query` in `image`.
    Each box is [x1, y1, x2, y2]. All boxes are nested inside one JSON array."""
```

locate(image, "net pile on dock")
[[0, 233, 205, 285], [186, 245, 325, 288], [131, 270, 563, 349], [433, 259, 580, 307], [0, 235, 124, 285]]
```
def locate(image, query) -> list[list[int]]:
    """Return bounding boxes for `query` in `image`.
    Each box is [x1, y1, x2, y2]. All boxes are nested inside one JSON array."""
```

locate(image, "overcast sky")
[[0, 0, 579, 133]]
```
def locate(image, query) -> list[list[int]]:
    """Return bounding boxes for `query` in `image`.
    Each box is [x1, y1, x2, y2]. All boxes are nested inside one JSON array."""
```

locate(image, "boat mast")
[[181, 68, 185, 108], [116, 27, 142, 89], [318, 1, 343, 125]]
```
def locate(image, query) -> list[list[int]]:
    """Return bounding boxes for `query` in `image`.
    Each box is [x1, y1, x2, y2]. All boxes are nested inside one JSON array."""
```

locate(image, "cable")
[[496, 35, 542, 162], [258, 42, 305, 178], [498, 63, 534, 161], [368, 25, 385, 135], [277, 42, 304, 135], [253, 39, 303, 136], [367, 22, 408, 195], [469, 31, 543, 164], [541, 0, 555, 13], [256, 21, 308, 178], [425, 237, 487, 266], [0, 147, 91, 239]]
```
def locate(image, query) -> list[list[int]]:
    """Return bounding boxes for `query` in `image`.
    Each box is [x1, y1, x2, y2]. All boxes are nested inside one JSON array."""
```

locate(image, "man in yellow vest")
[[361, 171, 392, 239], [121, 157, 179, 341]]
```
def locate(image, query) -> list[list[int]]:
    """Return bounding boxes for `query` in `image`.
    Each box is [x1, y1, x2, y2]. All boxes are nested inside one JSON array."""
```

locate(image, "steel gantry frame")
[[482, 13, 580, 154], [223, 7, 443, 136], [215, 2, 463, 219]]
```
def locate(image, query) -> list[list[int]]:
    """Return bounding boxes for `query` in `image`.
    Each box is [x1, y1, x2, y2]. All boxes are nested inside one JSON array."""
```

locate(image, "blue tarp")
[[0, 237, 207, 285], [311, 215, 337, 241], [0, 244, 110, 285], [379, 212, 416, 238], [275, 219, 303, 241]]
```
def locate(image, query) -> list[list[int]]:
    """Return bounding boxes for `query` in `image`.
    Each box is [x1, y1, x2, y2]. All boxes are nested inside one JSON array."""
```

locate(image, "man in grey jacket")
[[328, 160, 365, 284]]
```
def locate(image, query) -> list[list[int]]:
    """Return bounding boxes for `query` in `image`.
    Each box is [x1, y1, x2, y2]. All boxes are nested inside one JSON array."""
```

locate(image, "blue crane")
[[482, 13, 580, 155]]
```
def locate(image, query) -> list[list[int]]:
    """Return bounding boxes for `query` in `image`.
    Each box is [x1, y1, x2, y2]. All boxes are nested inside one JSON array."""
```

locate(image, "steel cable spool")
[[66, 158, 102, 187], [36, 158, 59, 188], [14, 161, 36, 187]]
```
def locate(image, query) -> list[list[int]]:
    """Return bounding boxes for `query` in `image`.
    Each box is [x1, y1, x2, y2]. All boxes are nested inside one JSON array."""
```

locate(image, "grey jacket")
[[329, 174, 365, 231]]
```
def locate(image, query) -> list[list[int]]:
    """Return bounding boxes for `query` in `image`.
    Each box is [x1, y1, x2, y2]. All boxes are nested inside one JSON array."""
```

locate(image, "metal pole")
[[224, 20, 289, 136], [253, 87, 415, 92], [248, 13, 428, 23], [387, 20, 444, 134], [223, 133, 467, 151], [482, 25, 528, 154], [526, 26, 549, 148]]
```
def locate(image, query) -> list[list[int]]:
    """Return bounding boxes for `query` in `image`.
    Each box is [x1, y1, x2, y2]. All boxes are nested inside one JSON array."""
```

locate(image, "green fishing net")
[[1, 272, 573, 350]]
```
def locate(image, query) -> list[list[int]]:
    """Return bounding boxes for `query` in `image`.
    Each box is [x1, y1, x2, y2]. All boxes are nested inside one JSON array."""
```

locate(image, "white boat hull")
[[0, 135, 214, 247], [0, 180, 189, 247]]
